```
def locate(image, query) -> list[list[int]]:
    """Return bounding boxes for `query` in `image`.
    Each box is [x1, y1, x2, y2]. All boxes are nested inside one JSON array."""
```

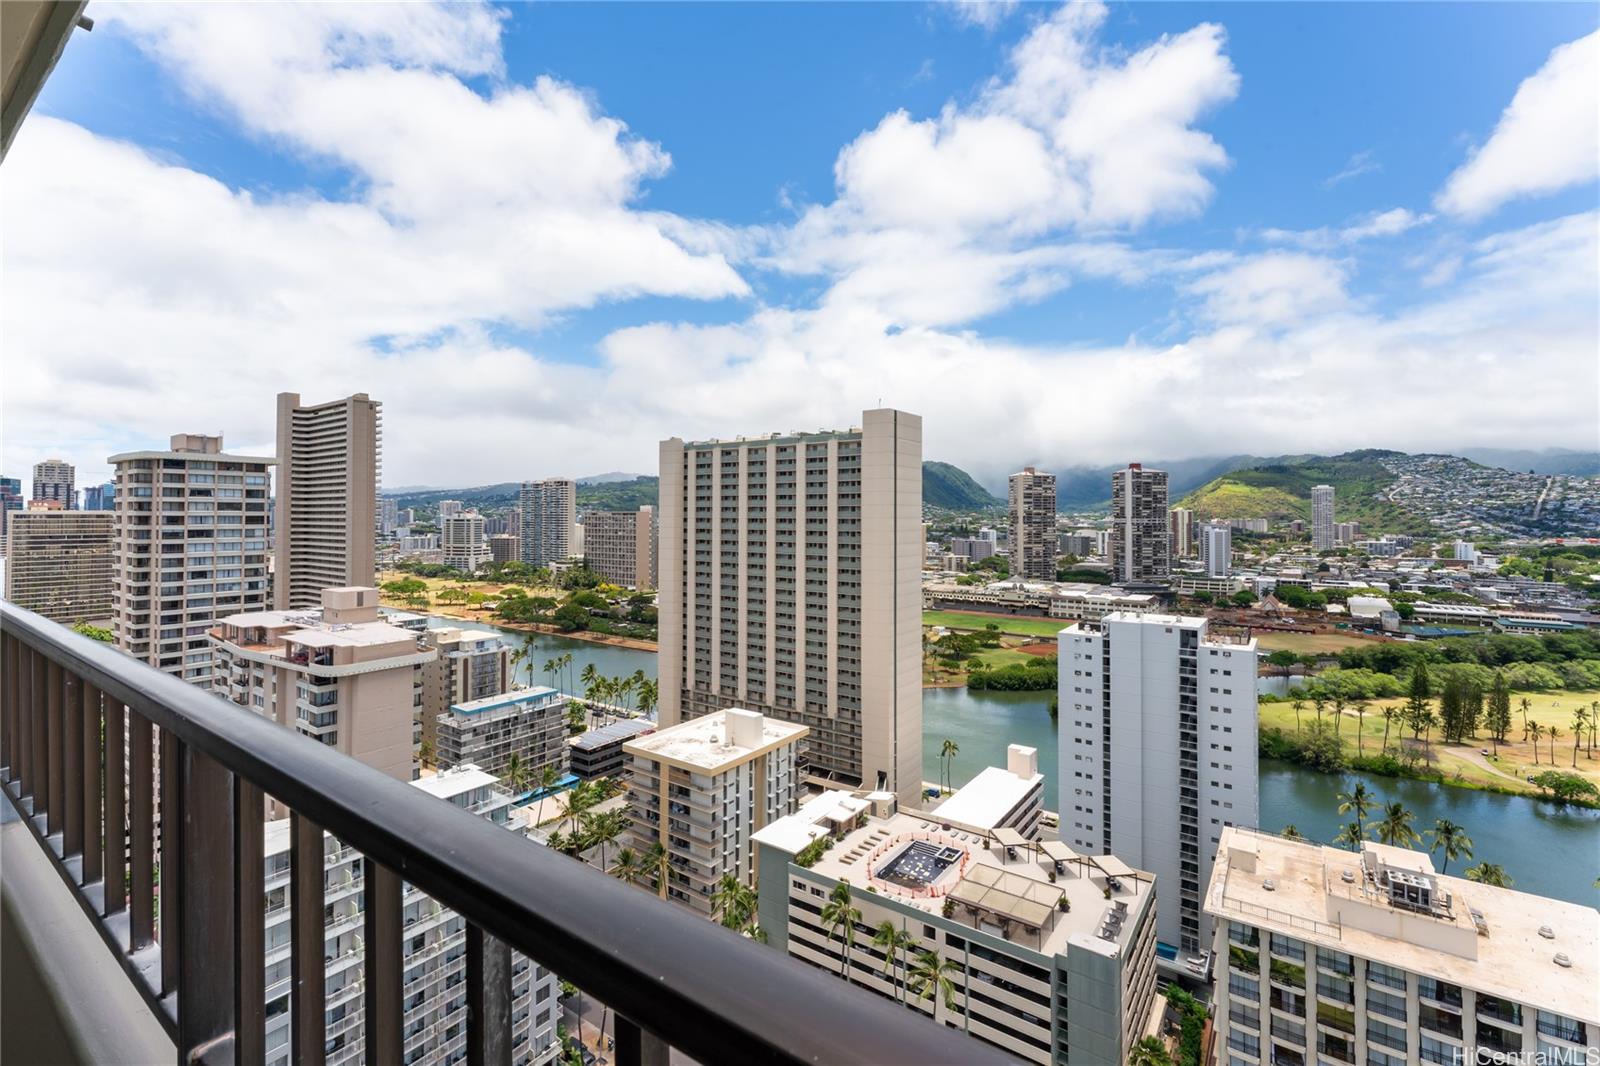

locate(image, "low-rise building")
[[924, 578, 1158, 622], [434, 687, 570, 784], [624, 708, 806, 913], [929, 744, 1044, 840], [568, 718, 657, 780], [1207, 827, 1597, 1066], [419, 627, 512, 754], [754, 800, 1159, 1066]]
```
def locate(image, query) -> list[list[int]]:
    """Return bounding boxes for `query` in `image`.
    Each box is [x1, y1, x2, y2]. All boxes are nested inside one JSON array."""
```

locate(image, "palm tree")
[[712, 875, 753, 931], [645, 841, 670, 900], [1373, 803, 1420, 848], [1331, 692, 1347, 740], [1336, 783, 1375, 838], [820, 880, 862, 980], [508, 647, 526, 689], [1280, 825, 1304, 841], [907, 949, 959, 1022], [1464, 862, 1512, 888], [418, 738, 435, 769], [561, 653, 576, 696], [544, 657, 559, 689], [1130, 1036, 1174, 1066], [1381, 707, 1398, 756], [637, 678, 659, 719], [1332, 821, 1365, 851], [613, 848, 640, 886], [518, 634, 539, 685], [581, 662, 601, 702], [1352, 699, 1369, 756], [502, 752, 532, 798], [1547, 724, 1562, 766], [587, 809, 628, 873], [1572, 710, 1589, 767], [1311, 693, 1327, 727], [1426, 819, 1472, 875], [1291, 699, 1305, 734], [939, 739, 959, 795], [564, 780, 598, 843], [1519, 696, 1532, 741], [872, 921, 917, 1004], [1528, 722, 1544, 765], [1420, 710, 1438, 763]]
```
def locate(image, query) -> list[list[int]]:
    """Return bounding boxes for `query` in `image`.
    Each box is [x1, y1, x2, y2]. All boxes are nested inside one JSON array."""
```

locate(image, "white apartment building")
[[262, 765, 561, 1066], [924, 578, 1159, 623], [1009, 468, 1058, 581], [1202, 521, 1234, 579], [929, 744, 1044, 840], [1058, 612, 1258, 955], [110, 433, 273, 685], [1312, 485, 1336, 551], [581, 506, 656, 588], [437, 500, 463, 518], [380, 496, 400, 536], [208, 586, 434, 784], [441, 512, 490, 573], [624, 708, 806, 913], [754, 793, 1160, 1066], [1109, 465, 1170, 583], [657, 409, 924, 803], [3, 507, 113, 623], [31, 457, 75, 507], [1170, 507, 1195, 559], [419, 626, 512, 754], [435, 687, 570, 783], [273, 392, 381, 610], [1208, 828, 1597, 1066], [517, 479, 575, 569]]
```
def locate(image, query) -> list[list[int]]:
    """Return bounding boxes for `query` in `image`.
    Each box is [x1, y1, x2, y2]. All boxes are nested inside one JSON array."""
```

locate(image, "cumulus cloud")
[[1258, 208, 1434, 250], [1437, 30, 1599, 218]]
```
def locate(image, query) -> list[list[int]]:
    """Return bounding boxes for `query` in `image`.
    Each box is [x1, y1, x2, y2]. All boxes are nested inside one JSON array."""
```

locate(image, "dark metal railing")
[[0, 601, 1011, 1066]]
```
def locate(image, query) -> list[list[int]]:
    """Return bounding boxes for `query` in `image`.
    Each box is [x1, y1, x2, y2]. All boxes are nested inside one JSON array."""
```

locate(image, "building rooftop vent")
[[1554, 953, 1571, 968], [1263, 879, 1276, 892], [1341, 870, 1355, 883], [1538, 925, 1555, 940]]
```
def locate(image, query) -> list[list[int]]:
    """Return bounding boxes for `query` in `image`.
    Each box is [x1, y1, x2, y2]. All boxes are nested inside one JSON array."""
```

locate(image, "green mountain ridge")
[[923, 461, 1004, 510], [1176, 450, 1430, 533]]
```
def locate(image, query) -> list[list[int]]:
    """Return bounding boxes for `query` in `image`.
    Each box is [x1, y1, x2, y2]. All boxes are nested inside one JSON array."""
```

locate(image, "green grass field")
[[922, 610, 1066, 640], [1253, 630, 1383, 656]]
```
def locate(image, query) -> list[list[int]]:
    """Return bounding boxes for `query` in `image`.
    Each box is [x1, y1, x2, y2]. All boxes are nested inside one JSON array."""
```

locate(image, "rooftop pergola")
[[946, 864, 1067, 949]]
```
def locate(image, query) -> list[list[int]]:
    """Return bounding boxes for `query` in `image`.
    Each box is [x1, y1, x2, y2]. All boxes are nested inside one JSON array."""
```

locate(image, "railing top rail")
[[1, 602, 1011, 1066]]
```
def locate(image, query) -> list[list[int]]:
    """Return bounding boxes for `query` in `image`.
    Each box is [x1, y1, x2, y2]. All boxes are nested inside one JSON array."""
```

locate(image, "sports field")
[[922, 610, 1066, 639]]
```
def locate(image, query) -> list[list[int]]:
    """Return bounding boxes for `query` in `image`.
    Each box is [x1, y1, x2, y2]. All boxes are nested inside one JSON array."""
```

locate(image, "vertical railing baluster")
[[466, 924, 512, 1066], [290, 812, 327, 1066], [130, 710, 155, 949], [363, 857, 402, 1065], [81, 682, 103, 886], [46, 658, 63, 835], [1, 633, 15, 779], [21, 645, 38, 803], [235, 778, 265, 1066], [160, 728, 182, 995], [63, 672, 84, 859], [104, 697, 126, 915], [613, 1015, 669, 1066], [177, 746, 237, 1062]]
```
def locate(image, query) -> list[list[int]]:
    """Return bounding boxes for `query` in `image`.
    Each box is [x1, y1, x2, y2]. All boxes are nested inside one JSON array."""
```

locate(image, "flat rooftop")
[[452, 687, 562, 715], [797, 809, 1154, 959], [1207, 827, 1599, 1024], [570, 718, 657, 752], [624, 709, 807, 771], [929, 766, 1042, 831]]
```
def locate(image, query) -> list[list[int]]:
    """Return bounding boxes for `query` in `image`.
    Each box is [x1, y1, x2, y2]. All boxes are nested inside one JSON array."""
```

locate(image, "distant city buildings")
[[434, 688, 570, 783], [1109, 464, 1170, 583], [30, 457, 74, 508], [110, 433, 273, 685], [657, 409, 924, 803], [518, 478, 575, 569], [1201, 521, 1232, 579], [582, 506, 656, 588], [488, 533, 518, 563], [1170, 506, 1195, 559], [950, 535, 998, 562], [81, 481, 115, 511], [1008, 467, 1058, 581], [1207, 828, 1598, 1066], [440, 511, 490, 573], [379, 496, 399, 535], [1312, 484, 1336, 550], [437, 499, 463, 518], [1059, 612, 1257, 954], [1336, 520, 1361, 545], [0, 475, 24, 553], [624, 708, 805, 913], [273, 392, 382, 609], [3, 508, 113, 623], [924, 578, 1159, 623], [209, 586, 432, 784]]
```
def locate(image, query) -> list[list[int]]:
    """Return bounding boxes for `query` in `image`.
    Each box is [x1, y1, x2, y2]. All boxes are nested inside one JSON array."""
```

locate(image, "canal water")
[[427, 617, 1600, 907]]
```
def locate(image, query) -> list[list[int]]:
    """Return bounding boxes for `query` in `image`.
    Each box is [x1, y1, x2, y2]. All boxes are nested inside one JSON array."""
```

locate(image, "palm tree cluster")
[[1329, 787, 1492, 879], [711, 874, 765, 941], [542, 778, 631, 873]]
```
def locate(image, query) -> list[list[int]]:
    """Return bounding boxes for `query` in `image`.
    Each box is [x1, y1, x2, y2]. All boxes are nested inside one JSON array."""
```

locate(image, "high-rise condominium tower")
[[1, 476, 26, 553], [273, 391, 381, 610], [1200, 521, 1232, 578], [110, 434, 273, 685], [582, 506, 657, 588], [1008, 467, 1058, 581], [517, 478, 575, 568], [1058, 613, 1257, 953], [657, 408, 923, 802], [3, 508, 114, 623], [1109, 464, 1170, 583], [31, 457, 74, 508], [441, 511, 490, 573], [1311, 483, 1335, 551], [1169, 507, 1194, 559]]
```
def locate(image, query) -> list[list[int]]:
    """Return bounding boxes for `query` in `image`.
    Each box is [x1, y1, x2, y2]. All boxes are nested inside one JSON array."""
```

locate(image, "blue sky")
[[5, 2, 1597, 490]]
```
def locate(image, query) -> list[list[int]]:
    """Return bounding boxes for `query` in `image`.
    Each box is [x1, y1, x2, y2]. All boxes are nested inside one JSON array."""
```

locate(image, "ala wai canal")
[[428, 615, 1600, 907]]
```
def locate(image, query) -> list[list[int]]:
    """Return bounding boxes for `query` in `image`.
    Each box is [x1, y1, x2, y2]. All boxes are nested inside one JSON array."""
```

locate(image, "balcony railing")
[[0, 601, 1008, 1066]]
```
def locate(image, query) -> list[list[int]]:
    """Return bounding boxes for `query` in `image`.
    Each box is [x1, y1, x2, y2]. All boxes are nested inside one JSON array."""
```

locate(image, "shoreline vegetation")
[[423, 600, 659, 652]]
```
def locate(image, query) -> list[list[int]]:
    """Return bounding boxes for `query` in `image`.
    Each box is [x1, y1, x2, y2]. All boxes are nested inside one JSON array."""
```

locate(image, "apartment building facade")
[[582, 506, 656, 588], [0, 475, 22, 550], [110, 433, 273, 685], [3, 508, 113, 623], [1312, 484, 1336, 551], [1058, 612, 1258, 954], [208, 586, 433, 783], [273, 392, 382, 609], [441, 512, 490, 573], [1008, 468, 1058, 581], [1207, 828, 1597, 1066], [435, 688, 570, 783], [419, 626, 511, 754], [31, 457, 74, 508], [657, 409, 924, 803], [1109, 464, 1170, 583], [1202, 521, 1233, 579], [518, 478, 575, 569], [624, 708, 805, 913], [1170, 507, 1195, 559], [755, 799, 1160, 1066]]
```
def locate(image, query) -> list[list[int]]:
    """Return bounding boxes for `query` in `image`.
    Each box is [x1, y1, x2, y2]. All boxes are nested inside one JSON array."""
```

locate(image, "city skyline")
[[2, 2, 1595, 492]]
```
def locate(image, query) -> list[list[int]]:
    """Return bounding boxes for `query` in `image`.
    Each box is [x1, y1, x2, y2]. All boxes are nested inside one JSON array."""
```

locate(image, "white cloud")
[[1437, 30, 1600, 218], [940, 0, 1020, 31], [1322, 149, 1381, 189], [1258, 208, 1434, 250]]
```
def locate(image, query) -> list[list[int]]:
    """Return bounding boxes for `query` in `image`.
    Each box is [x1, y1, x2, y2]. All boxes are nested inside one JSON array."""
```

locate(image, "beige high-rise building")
[[110, 433, 273, 685], [208, 586, 433, 784], [1008, 467, 1057, 581], [518, 478, 575, 568], [31, 457, 75, 508], [273, 392, 381, 610], [1109, 463, 1170, 583], [3, 508, 114, 623], [658, 408, 923, 803], [440, 511, 489, 573], [419, 626, 512, 756], [582, 506, 656, 588], [1312, 484, 1336, 551]]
